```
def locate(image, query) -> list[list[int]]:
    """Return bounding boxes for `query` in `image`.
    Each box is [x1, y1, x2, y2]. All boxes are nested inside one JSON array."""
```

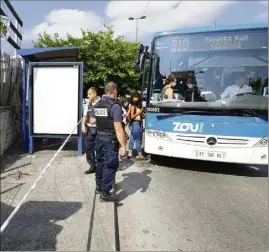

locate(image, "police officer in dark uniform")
[[82, 87, 100, 174], [93, 81, 127, 202]]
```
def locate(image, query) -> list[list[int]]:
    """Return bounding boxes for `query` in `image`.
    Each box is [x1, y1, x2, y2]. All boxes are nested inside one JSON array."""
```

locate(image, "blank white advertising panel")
[[33, 66, 79, 135]]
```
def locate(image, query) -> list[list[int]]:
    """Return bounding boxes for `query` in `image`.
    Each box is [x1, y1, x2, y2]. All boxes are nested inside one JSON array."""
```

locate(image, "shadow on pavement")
[[1, 201, 82, 251], [115, 170, 152, 201], [149, 156, 268, 177], [1, 144, 31, 174], [0, 183, 25, 195], [118, 159, 135, 171]]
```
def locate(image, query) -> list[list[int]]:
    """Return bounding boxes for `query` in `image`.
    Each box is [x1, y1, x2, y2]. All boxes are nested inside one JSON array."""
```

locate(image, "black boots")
[[84, 165, 96, 174], [95, 184, 119, 202], [100, 192, 119, 202], [95, 185, 101, 194]]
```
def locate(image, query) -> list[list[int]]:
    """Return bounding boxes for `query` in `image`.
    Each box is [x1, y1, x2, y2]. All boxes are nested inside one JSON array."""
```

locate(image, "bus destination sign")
[[204, 35, 248, 50], [170, 32, 267, 52]]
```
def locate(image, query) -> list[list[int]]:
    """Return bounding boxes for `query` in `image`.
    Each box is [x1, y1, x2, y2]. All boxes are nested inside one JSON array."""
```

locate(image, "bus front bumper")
[[144, 136, 268, 165]]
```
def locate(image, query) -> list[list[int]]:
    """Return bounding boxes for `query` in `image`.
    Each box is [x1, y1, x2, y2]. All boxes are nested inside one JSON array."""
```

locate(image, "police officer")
[[93, 81, 127, 202], [82, 87, 100, 174]]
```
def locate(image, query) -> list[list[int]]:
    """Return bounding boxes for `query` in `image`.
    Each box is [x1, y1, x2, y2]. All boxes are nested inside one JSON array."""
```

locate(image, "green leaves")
[[33, 25, 141, 96]]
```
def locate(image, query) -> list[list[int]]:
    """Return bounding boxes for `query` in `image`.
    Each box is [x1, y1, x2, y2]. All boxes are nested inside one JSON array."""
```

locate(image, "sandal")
[[136, 155, 147, 160]]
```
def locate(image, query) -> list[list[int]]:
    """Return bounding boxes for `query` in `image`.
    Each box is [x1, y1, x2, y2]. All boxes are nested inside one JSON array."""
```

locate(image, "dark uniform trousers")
[[94, 97, 121, 194], [95, 134, 119, 193], [85, 126, 97, 166]]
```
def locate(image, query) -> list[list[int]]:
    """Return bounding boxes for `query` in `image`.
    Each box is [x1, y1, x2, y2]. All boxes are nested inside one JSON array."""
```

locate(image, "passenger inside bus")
[[155, 71, 206, 102], [160, 74, 177, 100], [220, 73, 253, 99], [184, 73, 206, 102]]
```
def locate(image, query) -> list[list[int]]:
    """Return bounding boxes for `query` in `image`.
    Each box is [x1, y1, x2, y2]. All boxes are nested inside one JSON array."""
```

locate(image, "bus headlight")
[[254, 137, 268, 147], [146, 130, 171, 141]]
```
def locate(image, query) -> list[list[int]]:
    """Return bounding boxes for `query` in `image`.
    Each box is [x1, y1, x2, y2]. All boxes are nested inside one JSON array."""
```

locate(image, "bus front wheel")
[[150, 154, 162, 163]]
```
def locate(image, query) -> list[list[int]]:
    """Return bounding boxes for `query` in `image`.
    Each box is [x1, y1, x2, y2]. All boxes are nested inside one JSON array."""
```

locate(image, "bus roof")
[[153, 23, 268, 39]]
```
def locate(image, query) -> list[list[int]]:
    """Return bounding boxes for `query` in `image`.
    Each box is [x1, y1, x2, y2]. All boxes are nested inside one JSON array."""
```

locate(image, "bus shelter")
[[17, 47, 83, 154]]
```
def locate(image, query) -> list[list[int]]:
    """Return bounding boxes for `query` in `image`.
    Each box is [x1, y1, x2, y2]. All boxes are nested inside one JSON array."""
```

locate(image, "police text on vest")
[[94, 108, 108, 117]]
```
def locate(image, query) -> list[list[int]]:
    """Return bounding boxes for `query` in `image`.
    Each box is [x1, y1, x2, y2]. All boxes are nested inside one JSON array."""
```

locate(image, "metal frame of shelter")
[[17, 47, 83, 154]]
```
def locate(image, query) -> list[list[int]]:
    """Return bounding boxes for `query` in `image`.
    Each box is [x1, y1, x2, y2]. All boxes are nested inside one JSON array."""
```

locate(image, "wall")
[[0, 52, 22, 156], [0, 106, 21, 155]]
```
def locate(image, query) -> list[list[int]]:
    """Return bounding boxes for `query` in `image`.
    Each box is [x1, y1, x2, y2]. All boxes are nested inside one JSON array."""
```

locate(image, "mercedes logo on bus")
[[148, 121, 154, 127], [206, 137, 217, 146]]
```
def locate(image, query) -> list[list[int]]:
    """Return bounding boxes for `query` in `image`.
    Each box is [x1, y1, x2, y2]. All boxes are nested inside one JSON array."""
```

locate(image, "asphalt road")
[[1, 143, 268, 251], [115, 157, 268, 251]]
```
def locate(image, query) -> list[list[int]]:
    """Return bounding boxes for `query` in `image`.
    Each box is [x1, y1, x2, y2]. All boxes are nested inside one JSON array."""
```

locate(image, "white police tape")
[[0, 118, 82, 233]]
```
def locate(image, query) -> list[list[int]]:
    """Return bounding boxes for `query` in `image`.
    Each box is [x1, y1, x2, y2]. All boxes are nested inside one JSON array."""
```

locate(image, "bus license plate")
[[195, 151, 226, 159]]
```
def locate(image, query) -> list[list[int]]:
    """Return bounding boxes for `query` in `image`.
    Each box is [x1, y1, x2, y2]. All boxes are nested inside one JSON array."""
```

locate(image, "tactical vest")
[[94, 98, 115, 135]]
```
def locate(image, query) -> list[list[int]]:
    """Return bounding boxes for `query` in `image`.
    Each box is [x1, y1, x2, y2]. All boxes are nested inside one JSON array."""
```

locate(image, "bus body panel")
[[143, 24, 268, 165], [144, 113, 268, 164], [145, 113, 268, 137], [144, 134, 267, 165]]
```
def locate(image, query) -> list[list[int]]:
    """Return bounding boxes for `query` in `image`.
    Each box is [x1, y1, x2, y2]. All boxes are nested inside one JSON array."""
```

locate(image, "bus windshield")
[[150, 28, 268, 111]]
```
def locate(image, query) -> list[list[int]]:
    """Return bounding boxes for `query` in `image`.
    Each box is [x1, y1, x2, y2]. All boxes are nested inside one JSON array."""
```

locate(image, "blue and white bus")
[[135, 24, 268, 165]]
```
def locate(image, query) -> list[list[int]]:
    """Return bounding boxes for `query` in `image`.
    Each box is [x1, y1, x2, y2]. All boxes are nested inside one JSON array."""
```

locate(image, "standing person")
[[93, 81, 127, 202], [82, 87, 100, 174], [185, 73, 205, 102], [127, 94, 145, 160], [160, 74, 177, 100], [119, 96, 130, 128], [118, 97, 129, 161]]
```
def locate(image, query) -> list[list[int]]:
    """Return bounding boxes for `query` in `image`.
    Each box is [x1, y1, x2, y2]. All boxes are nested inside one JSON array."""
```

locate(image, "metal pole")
[[141, 59, 146, 95], [78, 63, 83, 155], [136, 19, 138, 42], [22, 59, 28, 152], [14, 20, 18, 57]]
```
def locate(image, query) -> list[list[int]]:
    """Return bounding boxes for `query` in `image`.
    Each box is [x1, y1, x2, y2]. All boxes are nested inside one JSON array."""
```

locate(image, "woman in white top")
[[119, 97, 130, 143], [119, 97, 129, 127]]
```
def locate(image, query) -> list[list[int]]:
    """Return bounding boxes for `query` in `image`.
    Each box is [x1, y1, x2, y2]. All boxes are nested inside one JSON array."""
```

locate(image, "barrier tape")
[[0, 118, 82, 233]]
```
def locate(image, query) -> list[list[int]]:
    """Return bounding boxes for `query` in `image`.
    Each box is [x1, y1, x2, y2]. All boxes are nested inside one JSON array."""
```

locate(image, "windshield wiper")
[[156, 110, 223, 120], [229, 109, 268, 121], [156, 109, 268, 120]]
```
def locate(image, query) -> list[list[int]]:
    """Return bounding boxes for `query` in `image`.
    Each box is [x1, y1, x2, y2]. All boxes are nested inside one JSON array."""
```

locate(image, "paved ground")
[[1, 140, 101, 251], [1, 139, 268, 251], [116, 158, 268, 251]]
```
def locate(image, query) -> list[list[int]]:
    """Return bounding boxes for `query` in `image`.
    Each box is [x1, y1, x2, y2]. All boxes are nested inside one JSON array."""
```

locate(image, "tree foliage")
[[33, 25, 141, 96]]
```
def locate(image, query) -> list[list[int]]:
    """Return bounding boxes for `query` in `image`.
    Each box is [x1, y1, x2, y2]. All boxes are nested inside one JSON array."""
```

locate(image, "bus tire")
[[150, 154, 161, 164]]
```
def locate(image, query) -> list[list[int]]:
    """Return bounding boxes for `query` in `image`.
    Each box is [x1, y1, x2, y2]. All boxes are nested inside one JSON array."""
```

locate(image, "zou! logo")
[[173, 122, 204, 133]]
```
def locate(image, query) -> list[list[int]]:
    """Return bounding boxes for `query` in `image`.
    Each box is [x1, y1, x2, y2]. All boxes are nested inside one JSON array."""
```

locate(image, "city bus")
[[135, 23, 268, 165]]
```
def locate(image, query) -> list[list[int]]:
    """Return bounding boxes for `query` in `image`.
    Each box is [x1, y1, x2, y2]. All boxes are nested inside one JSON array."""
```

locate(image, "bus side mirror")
[[134, 44, 149, 73]]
